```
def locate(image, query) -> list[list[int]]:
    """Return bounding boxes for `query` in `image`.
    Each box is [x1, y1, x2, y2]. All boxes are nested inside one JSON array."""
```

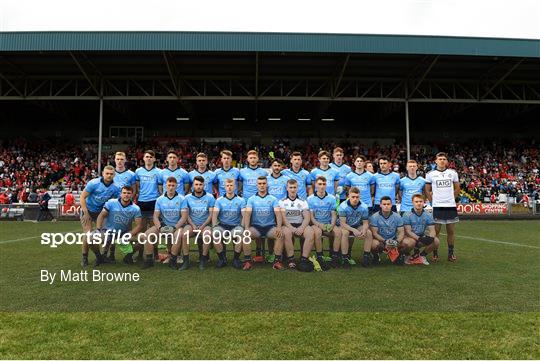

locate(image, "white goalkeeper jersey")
[[425, 168, 459, 208], [279, 196, 309, 225]]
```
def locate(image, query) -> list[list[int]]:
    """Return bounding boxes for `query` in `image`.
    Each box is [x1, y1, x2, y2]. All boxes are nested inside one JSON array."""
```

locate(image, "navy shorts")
[[252, 225, 274, 237], [433, 207, 459, 224], [138, 200, 156, 219], [80, 209, 100, 222]]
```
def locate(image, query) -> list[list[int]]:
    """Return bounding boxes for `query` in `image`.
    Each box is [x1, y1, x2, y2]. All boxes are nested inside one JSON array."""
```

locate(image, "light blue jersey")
[[402, 209, 435, 236], [240, 166, 268, 200], [281, 168, 311, 200], [307, 192, 337, 224], [182, 191, 215, 226], [103, 199, 141, 233], [344, 170, 375, 207], [134, 166, 162, 202], [373, 171, 400, 205], [369, 211, 404, 240], [214, 167, 241, 196], [215, 195, 246, 226], [246, 193, 279, 227], [83, 177, 120, 213], [399, 176, 427, 212], [330, 162, 352, 200], [338, 200, 369, 227], [155, 192, 185, 227], [188, 169, 217, 195], [161, 167, 190, 196], [267, 173, 289, 201], [113, 169, 135, 189], [310, 167, 339, 195]]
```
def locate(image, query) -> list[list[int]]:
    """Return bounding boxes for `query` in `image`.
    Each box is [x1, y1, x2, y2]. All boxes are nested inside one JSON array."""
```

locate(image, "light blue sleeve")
[[134, 206, 142, 219], [214, 198, 222, 211], [208, 195, 216, 208], [361, 206, 369, 221], [402, 212, 411, 225], [396, 214, 404, 227], [338, 203, 347, 218], [114, 185, 121, 198], [305, 171, 312, 185], [328, 195, 337, 210], [155, 198, 163, 213], [103, 199, 114, 211], [246, 196, 254, 209], [181, 197, 189, 210], [134, 169, 140, 182], [84, 179, 98, 194]]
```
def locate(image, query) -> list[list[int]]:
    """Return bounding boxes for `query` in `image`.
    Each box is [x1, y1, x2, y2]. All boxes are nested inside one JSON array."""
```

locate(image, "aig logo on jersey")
[[436, 179, 452, 188]]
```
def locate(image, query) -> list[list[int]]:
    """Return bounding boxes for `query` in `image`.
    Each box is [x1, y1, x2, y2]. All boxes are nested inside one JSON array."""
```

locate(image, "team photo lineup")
[[1, 2, 539, 359], [81, 147, 460, 272]]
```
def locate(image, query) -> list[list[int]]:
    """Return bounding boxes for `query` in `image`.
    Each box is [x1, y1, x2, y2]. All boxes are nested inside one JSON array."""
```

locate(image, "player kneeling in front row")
[[307, 176, 341, 271], [172, 176, 215, 271], [139, 177, 186, 269], [369, 196, 406, 265], [402, 194, 440, 265], [245, 176, 284, 271], [280, 179, 314, 271], [212, 178, 249, 269], [95, 186, 143, 265], [337, 187, 373, 268]]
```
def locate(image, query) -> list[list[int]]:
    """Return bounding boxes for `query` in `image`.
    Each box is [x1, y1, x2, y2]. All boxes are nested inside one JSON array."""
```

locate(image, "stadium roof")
[[1, 32, 539, 57], [1, 45, 539, 104]]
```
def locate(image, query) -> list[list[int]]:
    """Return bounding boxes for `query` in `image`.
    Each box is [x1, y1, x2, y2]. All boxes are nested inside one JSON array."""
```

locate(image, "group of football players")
[[79, 147, 460, 272]]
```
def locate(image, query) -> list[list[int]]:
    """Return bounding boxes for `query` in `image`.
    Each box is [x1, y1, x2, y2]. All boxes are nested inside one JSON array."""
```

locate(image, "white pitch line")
[[0, 229, 80, 245], [441, 233, 540, 249]]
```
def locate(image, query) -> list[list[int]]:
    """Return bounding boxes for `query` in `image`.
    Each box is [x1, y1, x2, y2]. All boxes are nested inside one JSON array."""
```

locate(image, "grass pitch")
[[0, 220, 539, 359]]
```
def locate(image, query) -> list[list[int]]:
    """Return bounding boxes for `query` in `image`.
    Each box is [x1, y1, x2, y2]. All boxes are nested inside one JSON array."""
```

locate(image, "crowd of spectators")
[[1, 138, 538, 205]]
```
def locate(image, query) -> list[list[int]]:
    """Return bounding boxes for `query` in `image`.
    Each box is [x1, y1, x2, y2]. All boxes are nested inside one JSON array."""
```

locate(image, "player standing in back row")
[[425, 152, 460, 262], [134, 150, 163, 232], [310, 150, 339, 196], [399, 159, 426, 215], [372, 156, 400, 213], [330, 147, 351, 204], [282, 151, 312, 200], [214, 150, 241, 197]]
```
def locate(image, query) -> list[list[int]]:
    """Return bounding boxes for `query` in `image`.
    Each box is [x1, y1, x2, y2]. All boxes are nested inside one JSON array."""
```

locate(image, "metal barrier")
[[0, 203, 62, 221]]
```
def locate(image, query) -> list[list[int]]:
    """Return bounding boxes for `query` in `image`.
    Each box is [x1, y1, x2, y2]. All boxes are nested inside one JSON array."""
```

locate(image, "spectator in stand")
[[0, 191, 10, 205], [64, 189, 75, 206]]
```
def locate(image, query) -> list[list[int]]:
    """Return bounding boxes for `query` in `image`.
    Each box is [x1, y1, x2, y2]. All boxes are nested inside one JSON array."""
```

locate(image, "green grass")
[[0, 220, 539, 359]]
